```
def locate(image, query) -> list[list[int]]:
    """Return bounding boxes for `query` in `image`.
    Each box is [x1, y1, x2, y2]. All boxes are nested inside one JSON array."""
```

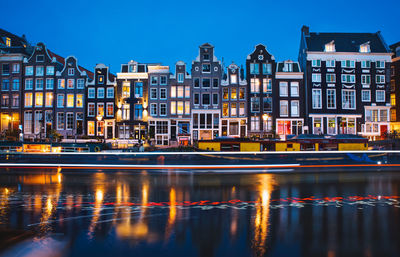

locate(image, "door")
[[380, 125, 388, 139], [107, 126, 113, 139]]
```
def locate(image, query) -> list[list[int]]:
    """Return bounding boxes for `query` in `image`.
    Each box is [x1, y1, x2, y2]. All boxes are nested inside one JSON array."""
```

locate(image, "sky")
[[2, 0, 400, 74]]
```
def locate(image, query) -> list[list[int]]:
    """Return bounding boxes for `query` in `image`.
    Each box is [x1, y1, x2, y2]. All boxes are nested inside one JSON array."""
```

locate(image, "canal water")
[[0, 169, 399, 257]]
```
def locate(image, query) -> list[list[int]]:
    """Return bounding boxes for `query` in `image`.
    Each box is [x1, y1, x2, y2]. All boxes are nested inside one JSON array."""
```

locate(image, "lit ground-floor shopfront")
[[148, 118, 169, 146], [221, 118, 247, 138], [192, 110, 220, 142], [361, 106, 390, 140], [87, 119, 115, 140], [0, 112, 20, 133], [170, 118, 191, 146], [275, 118, 304, 140], [309, 114, 362, 135]]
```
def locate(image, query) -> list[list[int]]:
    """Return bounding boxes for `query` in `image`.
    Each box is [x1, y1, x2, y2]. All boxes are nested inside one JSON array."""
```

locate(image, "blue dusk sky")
[[2, 0, 399, 74]]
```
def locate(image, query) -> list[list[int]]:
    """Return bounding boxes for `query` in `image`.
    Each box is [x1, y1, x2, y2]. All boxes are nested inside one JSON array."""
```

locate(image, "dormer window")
[[68, 68, 74, 76], [98, 75, 104, 84], [230, 74, 237, 84], [325, 41, 335, 52], [360, 42, 371, 53], [283, 63, 293, 72], [128, 64, 135, 72], [5, 37, 11, 47], [203, 54, 210, 61]]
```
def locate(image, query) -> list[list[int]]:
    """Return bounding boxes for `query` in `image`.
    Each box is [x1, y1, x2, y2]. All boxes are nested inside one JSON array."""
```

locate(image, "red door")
[[380, 125, 388, 139]]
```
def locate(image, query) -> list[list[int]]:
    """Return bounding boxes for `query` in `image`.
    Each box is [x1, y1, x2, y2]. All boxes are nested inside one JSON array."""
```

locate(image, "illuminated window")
[[230, 74, 237, 84], [106, 103, 114, 117], [250, 78, 260, 93], [97, 121, 104, 136], [171, 86, 176, 98], [171, 101, 176, 114], [97, 103, 104, 116], [122, 82, 130, 98], [185, 101, 190, 114], [76, 94, 83, 108], [177, 86, 184, 98], [5, 37, 11, 47], [263, 78, 272, 93], [391, 109, 397, 122], [122, 104, 130, 119], [391, 94, 396, 106], [98, 75, 104, 84], [67, 94, 74, 107], [239, 88, 245, 99], [312, 89, 322, 109], [231, 88, 237, 100], [222, 103, 229, 117], [231, 103, 237, 116], [58, 79, 65, 89], [67, 79, 74, 89], [360, 43, 370, 53], [223, 88, 229, 100], [25, 93, 32, 107], [177, 101, 184, 115], [185, 86, 190, 98], [239, 103, 245, 116], [35, 93, 43, 107], [45, 92, 53, 107], [325, 41, 335, 52]]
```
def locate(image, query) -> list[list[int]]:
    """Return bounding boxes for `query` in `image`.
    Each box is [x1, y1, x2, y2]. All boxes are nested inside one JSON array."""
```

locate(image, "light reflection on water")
[[0, 171, 399, 257]]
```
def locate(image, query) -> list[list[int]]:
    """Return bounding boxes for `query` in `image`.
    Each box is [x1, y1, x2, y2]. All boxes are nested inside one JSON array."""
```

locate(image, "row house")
[[299, 26, 392, 140], [274, 60, 305, 139], [116, 61, 151, 140], [22, 42, 62, 140], [390, 42, 400, 132], [220, 63, 247, 137], [246, 44, 275, 138], [0, 29, 32, 134], [191, 43, 222, 141], [86, 63, 116, 139], [167, 61, 192, 145], [55, 55, 92, 138], [147, 64, 170, 146]]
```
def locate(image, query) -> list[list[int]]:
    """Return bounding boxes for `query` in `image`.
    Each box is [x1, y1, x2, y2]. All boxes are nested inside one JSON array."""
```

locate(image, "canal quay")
[[0, 169, 399, 257]]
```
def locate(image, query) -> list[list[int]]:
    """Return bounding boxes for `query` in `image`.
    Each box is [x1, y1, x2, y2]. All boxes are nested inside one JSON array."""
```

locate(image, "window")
[[391, 93, 396, 106], [122, 104, 130, 120], [35, 92, 43, 107], [35, 79, 43, 90], [77, 79, 85, 89], [45, 92, 53, 107], [325, 42, 335, 52], [135, 82, 143, 97], [231, 103, 237, 116], [88, 88, 95, 98], [67, 79, 74, 89], [2, 80, 9, 91], [25, 93, 32, 107], [263, 97, 272, 112], [25, 66, 33, 76], [313, 117, 322, 134], [341, 74, 355, 83], [376, 75, 385, 84], [279, 82, 288, 96], [97, 88, 105, 98], [230, 74, 237, 84], [202, 78, 210, 88], [12, 63, 20, 73], [12, 94, 19, 107], [57, 94, 64, 108], [177, 101, 184, 115], [223, 88, 229, 100], [250, 63, 259, 74], [326, 60, 335, 67], [362, 90, 371, 102], [12, 79, 19, 91], [341, 60, 355, 68], [107, 87, 114, 98], [1, 95, 9, 107], [239, 103, 245, 116], [342, 90, 356, 109], [36, 66, 44, 76], [66, 113, 74, 130], [291, 100, 299, 117], [97, 103, 104, 116], [261, 78, 271, 93], [25, 79, 33, 90], [360, 61, 371, 69], [67, 94, 74, 107], [312, 73, 321, 82], [360, 44, 370, 53], [150, 103, 157, 116], [312, 60, 321, 67], [121, 82, 130, 98], [68, 68, 74, 76], [88, 103, 95, 116], [251, 97, 260, 112], [46, 66, 54, 75], [327, 89, 336, 109], [171, 101, 176, 114], [58, 79, 65, 89], [106, 103, 114, 117], [177, 73, 183, 83], [376, 90, 385, 102], [194, 93, 200, 105], [202, 64, 211, 72], [250, 78, 260, 93], [231, 88, 237, 100], [251, 116, 259, 131], [57, 112, 65, 130], [221, 103, 228, 117], [213, 78, 219, 88], [239, 88, 245, 99], [24, 111, 32, 134], [194, 78, 200, 88], [326, 74, 336, 83], [46, 78, 54, 89], [160, 103, 167, 116], [262, 63, 272, 74], [2, 64, 9, 75], [5, 38, 11, 47], [36, 55, 44, 62], [290, 82, 299, 96], [97, 121, 104, 136], [376, 61, 385, 69], [185, 101, 190, 114], [150, 88, 157, 99], [160, 88, 167, 99], [177, 86, 184, 98], [98, 75, 104, 84], [312, 89, 322, 109], [202, 93, 210, 105], [185, 86, 190, 98], [213, 93, 218, 105], [362, 75, 371, 85], [151, 76, 158, 85], [280, 100, 288, 116]]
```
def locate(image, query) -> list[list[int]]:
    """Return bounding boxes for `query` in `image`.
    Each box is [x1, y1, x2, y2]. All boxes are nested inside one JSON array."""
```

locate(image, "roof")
[[48, 49, 94, 79], [305, 32, 390, 53], [0, 28, 31, 55]]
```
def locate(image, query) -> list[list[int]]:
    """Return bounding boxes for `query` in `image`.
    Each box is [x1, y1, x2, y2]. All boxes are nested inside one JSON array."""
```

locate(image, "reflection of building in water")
[[88, 173, 105, 238], [0, 187, 12, 225], [252, 174, 275, 257]]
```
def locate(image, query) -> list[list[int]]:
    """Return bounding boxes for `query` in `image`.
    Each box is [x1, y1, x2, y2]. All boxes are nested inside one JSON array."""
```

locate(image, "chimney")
[[240, 65, 245, 80], [301, 25, 310, 36]]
